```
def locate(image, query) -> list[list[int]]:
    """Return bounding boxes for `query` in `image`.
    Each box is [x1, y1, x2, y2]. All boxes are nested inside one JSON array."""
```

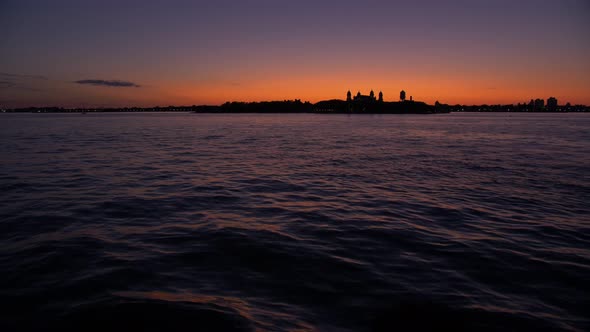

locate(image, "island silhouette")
[[3, 91, 587, 114], [192, 90, 438, 114]]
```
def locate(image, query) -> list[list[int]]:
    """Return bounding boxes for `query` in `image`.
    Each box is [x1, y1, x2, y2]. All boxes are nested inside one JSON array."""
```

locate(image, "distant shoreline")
[[3, 111, 589, 115], [2, 99, 588, 114], [3, 110, 589, 114]]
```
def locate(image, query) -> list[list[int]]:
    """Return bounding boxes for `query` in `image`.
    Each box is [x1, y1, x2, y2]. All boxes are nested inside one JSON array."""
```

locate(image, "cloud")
[[0, 73, 44, 91], [75, 79, 141, 88]]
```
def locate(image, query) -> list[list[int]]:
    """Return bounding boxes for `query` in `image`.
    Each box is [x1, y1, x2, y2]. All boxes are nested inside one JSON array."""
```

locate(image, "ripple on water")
[[0, 113, 589, 331]]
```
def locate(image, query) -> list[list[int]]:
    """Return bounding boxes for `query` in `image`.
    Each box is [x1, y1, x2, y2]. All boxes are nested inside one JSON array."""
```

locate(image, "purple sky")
[[1, 0, 589, 107]]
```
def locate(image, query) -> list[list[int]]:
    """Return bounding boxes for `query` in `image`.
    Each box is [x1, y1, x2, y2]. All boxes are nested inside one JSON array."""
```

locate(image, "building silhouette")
[[352, 90, 377, 103], [547, 97, 558, 111], [347, 90, 412, 103]]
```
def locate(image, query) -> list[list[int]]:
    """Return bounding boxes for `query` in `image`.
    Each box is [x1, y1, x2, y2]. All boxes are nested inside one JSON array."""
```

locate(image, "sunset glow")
[[1, 0, 589, 107]]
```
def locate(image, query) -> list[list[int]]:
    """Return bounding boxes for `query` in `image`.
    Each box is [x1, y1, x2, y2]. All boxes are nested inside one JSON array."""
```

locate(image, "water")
[[1, 112, 589, 331]]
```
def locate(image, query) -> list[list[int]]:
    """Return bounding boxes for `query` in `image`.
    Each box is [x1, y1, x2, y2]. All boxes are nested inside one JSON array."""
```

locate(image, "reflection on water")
[[1, 113, 589, 331]]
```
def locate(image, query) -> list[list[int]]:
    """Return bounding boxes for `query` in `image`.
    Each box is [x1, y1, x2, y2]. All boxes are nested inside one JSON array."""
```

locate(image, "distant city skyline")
[[1, 0, 589, 108]]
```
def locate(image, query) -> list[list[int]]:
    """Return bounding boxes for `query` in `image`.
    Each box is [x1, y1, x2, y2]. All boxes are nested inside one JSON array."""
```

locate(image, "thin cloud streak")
[[0, 73, 46, 91], [75, 79, 141, 88]]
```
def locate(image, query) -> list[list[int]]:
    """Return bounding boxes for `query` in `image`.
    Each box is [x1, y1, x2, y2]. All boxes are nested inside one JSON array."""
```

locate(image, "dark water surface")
[[1, 113, 589, 331]]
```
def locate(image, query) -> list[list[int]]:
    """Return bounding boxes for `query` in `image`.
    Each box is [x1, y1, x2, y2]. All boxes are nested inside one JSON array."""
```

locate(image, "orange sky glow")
[[1, 0, 589, 107]]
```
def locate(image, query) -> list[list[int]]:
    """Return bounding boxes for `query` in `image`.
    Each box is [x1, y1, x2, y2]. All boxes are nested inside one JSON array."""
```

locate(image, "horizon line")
[[2, 98, 588, 110]]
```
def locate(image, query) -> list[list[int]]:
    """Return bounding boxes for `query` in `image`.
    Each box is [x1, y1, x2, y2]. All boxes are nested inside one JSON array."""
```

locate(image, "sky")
[[1, 0, 589, 108]]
